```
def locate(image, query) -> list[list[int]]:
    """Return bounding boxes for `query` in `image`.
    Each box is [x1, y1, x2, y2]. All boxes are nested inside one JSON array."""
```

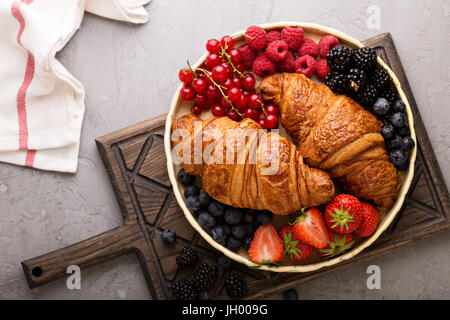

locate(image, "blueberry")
[[243, 236, 253, 251], [161, 229, 176, 244], [224, 207, 244, 225], [245, 208, 259, 216], [186, 196, 201, 211], [222, 224, 231, 235], [390, 112, 407, 128], [373, 98, 390, 116], [396, 162, 409, 171], [226, 237, 242, 251], [211, 225, 227, 242], [390, 149, 407, 168], [401, 136, 415, 152], [217, 254, 231, 269], [386, 135, 402, 152], [177, 169, 195, 186], [198, 212, 216, 230], [254, 211, 273, 226], [199, 191, 212, 208], [397, 126, 411, 137], [198, 291, 209, 300], [245, 223, 255, 236], [381, 124, 395, 140], [283, 289, 298, 300], [208, 201, 225, 217], [184, 185, 199, 198], [392, 100, 406, 113], [231, 224, 247, 240]]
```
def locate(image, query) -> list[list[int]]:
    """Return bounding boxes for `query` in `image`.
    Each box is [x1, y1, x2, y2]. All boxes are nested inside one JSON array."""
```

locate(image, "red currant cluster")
[[178, 36, 279, 129]]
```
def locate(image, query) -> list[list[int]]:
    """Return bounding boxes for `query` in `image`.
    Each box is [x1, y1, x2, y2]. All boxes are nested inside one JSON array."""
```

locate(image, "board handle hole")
[[32, 267, 43, 278]]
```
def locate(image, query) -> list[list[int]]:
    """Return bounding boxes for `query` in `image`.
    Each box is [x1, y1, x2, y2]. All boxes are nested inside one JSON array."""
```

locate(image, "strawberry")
[[325, 194, 362, 234], [319, 231, 355, 258], [355, 202, 381, 237], [279, 225, 314, 261], [248, 223, 284, 264], [292, 208, 329, 249]]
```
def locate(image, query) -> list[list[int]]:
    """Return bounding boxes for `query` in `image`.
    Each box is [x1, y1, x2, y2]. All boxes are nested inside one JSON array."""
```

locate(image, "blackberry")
[[355, 84, 378, 106], [370, 65, 391, 91], [325, 72, 348, 95], [224, 273, 248, 298], [347, 68, 367, 94], [381, 85, 399, 104], [326, 46, 353, 73], [171, 279, 197, 300], [192, 263, 218, 292], [353, 47, 377, 71], [176, 245, 198, 268]]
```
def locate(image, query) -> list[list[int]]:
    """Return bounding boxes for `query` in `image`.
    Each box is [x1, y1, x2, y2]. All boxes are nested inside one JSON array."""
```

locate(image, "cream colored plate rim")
[[164, 22, 417, 273]]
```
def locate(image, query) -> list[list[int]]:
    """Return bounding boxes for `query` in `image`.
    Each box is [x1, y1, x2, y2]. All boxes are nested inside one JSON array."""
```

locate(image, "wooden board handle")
[[21, 224, 143, 289]]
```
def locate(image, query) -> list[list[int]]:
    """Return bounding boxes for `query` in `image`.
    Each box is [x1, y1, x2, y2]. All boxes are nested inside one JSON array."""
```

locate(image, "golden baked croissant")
[[171, 114, 335, 215], [259, 73, 399, 208]]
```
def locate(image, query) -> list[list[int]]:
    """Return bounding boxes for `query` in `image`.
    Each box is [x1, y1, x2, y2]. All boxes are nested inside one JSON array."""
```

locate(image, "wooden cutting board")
[[21, 33, 450, 300]]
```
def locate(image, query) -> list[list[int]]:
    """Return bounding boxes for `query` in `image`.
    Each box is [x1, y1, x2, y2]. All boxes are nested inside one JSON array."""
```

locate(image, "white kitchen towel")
[[0, 0, 150, 173]]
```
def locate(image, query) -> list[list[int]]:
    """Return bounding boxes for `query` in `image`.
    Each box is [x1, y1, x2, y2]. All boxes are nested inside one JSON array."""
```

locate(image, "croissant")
[[171, 114, 335, 215], [259, 73, 399, 208]]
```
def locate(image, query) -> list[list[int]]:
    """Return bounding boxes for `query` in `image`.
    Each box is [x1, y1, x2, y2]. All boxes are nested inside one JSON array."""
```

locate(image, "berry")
[[263, 115, 279, 129], [243, 236, 253, 251], [231, 77, 242, 88], [292, 207, 329, 249], [397, 126, 411, 137], [192, 104, 202, 116], [245, 223, 255, 236], [390, 112, 407, 128], [355, 84, 378, 106], [194, 93, 207, 106], [244, 108, 260, 121], [381, 86, 399, 104], [238, 44, 257, 70], [231, 224, 247, 240], [401, 136, 415, 152], [221, 62, 233, 76], [281, 26, 304, 51], [242, 73, 256, 90], [217, 254, 231, 269], [245, 25, 267, 50], [326, 46, 353, 73], [171, 279, 197, 300], [381, 123, 395, 140], [353, 47, 377, 71], [248, 223, 284, 264], [325, 194, 362, 234], [208, 201, 225, 217], [266, 30, 281, 43], [264, 104, 278, 116], [283, 289, 298, 300], [224, 207, 244, 225], [205, 53, 221, 70], [355, 202, 381, 238], [227, 87, 242, 103], [198, 291, 209, 300], [236, 94, 249, 112], [206, 85, 219, 100], [392, 100, 406, 113], [252, 53, 276, 77], [390, 149, 408, 168], [386, 135, 403, 152], [212, 225, 227, 242], [347, 68, 367, 93], [315, 58, 331, 80], [275, 51, 295, 73], [184, 185, 200, 198], [319, 231, 355, 257], [221, 78, 234, 91], [254, 211, 273, 226], [373, 98, 390, 116], [228, 48, 243, 65], [266, 40, 289, 62], [177, 169, 195, 186], [298, 39, 319, 58], [279, 225, 314, 261], [186, 196, 201, 212], [248, 93, 262, 110], [318, 35, 340, 57], [371, 65, 391, 91], [180, 85, 194, 100], [198, 212, 216, 230], [161, 229, 176, 244], [179, 69, 194, 84], [176, 244, 198, 268], [225, 236, 242, 251], [220, 35, 235, 51], [294, 55, 316, 77], [192, 263, 218, 292], [212, 104, 226, 117], [325, 72, 348, 94], [206, 39, 221, 54], [227, 110, 240, 122], [212, 65, 229, 83], [224, 273, 247, 298]]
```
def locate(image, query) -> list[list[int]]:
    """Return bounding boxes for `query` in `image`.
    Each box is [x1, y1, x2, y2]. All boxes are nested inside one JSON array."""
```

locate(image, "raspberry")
[[298, 38, 319, 58], [266, 40, 289, 62], [238, 44, 257, 70], [276, 51, 295, 73], [295, 55, 316, 77], [252, 53, 276, 77], [316, 58, 331, 80], [266, 30, 281, 44], [281, 26, 304, 51], [245, 25, 267, 50], [318, 35, 340, 57]]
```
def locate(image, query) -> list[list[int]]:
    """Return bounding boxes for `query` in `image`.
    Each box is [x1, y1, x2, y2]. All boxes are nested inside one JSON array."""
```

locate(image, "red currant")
[[220, 36, 235, 51], [229, 48, 243, 65], [242, 90, 252, 98], [244, 108, 260, 121], [227, 87, 242, 103], [227, 110, 240, 121], [180, 85, 194, 100], [212, 104, 226, 117], [194, 93, 207, 106], [264, 114, 279, 129], [232, 77, 242, 88], [192, 104, 203, 116], [212, 65, 229, 83], [236, 94, 248, 112], [264, 104, 278, 116], [258, 118, 266, 128], [248, 93, 262, 110], [179, 69, 194, 84], [220, 96, 232, 108], [221, 78, 235, 91], [206, 85, 219, 100], [193, 78, 207, 93], [202, 103, 212, 110], [206, 39, 221, 54], [221, 62, 232, 75], [206, 53, 221, 70], [235, 64, 245, 73], [242, 73, 256, 90]]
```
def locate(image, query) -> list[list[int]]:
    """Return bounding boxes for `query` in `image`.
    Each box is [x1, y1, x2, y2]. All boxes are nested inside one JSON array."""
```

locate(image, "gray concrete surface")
[[0, 0, 449, 299]]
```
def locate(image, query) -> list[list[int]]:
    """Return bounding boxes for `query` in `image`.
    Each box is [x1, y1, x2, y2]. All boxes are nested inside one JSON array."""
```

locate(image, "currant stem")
[[219, 45, 245, 78]]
